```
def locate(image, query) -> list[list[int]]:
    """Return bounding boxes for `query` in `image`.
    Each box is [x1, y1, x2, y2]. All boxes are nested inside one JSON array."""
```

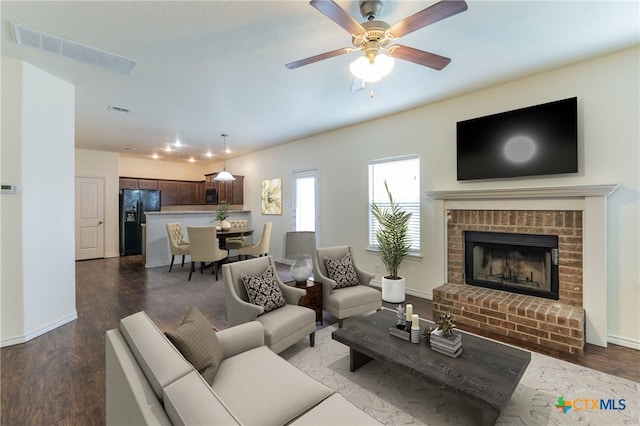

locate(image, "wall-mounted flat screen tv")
[[456, 97, 578, 181]]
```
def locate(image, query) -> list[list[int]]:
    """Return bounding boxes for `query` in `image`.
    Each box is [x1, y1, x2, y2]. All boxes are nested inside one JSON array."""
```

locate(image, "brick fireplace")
[[436, 208, 585, 355], [426, 185, 618, 354]]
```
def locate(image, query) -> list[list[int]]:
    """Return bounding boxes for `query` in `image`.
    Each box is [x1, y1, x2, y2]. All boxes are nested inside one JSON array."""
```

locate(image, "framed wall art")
[[261, 178, 282, 215]]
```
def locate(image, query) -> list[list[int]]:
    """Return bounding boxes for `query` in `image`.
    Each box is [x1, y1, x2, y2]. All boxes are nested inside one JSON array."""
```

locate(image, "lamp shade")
[[214, 168, 235, 181], [285, 231, 316, 259], [349, 53, 395, 83]]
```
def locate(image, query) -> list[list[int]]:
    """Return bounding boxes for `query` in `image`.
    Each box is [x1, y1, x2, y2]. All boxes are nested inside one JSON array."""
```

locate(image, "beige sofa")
[[106, 311, 380, 425]]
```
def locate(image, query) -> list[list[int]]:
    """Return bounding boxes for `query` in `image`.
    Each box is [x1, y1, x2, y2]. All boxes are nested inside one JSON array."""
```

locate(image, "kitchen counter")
[[144, 210, 251, 268]]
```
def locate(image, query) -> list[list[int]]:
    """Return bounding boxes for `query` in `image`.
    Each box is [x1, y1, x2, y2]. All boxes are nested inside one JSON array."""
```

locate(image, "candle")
[[405, 304, 413, 321], [412, 314, 420, 329]]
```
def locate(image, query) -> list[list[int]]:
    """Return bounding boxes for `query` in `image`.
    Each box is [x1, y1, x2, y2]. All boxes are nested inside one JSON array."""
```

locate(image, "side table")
[[286, 280, 323, 324]]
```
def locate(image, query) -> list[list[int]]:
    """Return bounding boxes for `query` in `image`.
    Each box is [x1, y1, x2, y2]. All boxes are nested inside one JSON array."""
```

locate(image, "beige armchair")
[[313, 245, 381, 328], [186, 226, 228, 281], [166, 223, 190, 272], [222, 256, 316, 354], [238, 222, 272, 260]]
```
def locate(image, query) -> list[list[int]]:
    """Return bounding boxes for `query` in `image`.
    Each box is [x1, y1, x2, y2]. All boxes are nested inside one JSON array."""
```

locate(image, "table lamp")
[[284, 231, 316, 286]]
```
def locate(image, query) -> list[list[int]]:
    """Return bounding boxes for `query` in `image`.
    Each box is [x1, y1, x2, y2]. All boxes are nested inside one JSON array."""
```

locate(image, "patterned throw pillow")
[[241, 266, 286, 313], [325, 253, 359, 289], [165, 306, 224, 385]]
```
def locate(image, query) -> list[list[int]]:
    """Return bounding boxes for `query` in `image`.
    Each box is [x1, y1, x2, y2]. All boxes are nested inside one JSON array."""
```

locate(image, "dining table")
[[216, 228, 253, 250]]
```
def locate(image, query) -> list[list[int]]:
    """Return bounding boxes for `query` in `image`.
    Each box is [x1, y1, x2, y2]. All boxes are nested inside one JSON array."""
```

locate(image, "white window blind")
[[368, 154, 420, 255]]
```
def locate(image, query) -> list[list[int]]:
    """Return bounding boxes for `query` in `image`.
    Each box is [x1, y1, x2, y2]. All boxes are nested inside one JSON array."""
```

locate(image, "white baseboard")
[[0, 312, 78, 348], [607, 334, 640, 350]]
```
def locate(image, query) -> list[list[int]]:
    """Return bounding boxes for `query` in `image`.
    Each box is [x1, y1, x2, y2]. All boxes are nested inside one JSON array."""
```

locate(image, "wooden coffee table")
[[332, 309, 530, 426]]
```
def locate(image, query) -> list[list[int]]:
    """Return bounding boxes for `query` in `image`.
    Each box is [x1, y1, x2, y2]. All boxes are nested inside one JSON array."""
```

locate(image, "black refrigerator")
[[119, 189, 161, 255]]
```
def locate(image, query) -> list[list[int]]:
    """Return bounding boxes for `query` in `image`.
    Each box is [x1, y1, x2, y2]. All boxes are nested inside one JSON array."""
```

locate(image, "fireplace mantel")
[[425, 183, 619, 348], [425, 184, 619, 200]]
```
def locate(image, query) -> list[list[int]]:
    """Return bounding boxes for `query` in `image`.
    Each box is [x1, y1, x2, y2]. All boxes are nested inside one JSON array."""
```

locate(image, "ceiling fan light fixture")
[[349, 53, 394, 83]]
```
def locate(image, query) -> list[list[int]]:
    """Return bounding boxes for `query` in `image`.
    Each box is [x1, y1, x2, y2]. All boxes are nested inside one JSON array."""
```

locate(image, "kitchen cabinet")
[[119, 178, 139, 189], [158, 180, 180, 206], [179, 182, 200, 205], [137, 179, 158, 190], [205, 173, 244, 205]]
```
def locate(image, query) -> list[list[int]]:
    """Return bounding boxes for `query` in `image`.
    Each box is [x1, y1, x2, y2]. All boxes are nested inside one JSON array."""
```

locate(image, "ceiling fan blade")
[[285, 47, 351, 69], [388, 45, 451, 70], [389, 0, 468, 38], [310, 0, 366, 35]]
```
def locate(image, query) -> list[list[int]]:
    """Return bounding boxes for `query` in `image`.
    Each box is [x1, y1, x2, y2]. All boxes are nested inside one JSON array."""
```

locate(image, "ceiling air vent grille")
[[108, 105, 131, 115], [11, 22, 138, 75]]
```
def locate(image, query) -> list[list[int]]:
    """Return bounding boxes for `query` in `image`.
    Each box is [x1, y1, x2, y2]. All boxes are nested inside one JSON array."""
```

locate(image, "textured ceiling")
[[2, 1, 638, 163]]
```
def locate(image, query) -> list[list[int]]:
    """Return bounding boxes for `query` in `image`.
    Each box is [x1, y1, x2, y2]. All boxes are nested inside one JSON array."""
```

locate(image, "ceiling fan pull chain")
[[369, 83, 375, 98]]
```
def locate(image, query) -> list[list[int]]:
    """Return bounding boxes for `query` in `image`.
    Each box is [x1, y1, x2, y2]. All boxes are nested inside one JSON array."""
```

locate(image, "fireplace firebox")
[[464, 231, 559, 300]]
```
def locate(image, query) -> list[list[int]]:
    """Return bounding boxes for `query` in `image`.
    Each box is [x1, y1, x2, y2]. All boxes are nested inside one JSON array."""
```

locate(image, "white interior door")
[[75, 176, 105, 260], [292, 169, 320, 242]]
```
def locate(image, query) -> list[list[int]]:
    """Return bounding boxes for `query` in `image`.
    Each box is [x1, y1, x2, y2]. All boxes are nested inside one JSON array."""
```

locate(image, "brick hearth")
[[434, 209, 585, 355]]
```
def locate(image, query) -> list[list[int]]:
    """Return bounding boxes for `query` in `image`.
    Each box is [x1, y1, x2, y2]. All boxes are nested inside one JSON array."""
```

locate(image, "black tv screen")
[[456, 97, 578, 181]]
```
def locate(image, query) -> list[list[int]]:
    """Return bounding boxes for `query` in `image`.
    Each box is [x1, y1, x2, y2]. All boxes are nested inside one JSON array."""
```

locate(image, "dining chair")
[[224, 219, 248, 259], [166, 222, 190, 272], [238, 222, 272, 260], [186, 226, 228, 281]]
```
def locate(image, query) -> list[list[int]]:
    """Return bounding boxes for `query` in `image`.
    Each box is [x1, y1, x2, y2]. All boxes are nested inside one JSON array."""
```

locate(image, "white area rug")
[[279, 324, 639, 425]]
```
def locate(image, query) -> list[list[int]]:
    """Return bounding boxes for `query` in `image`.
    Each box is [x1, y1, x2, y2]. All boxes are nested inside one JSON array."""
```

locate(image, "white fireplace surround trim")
[[425, 184, 619, 348]]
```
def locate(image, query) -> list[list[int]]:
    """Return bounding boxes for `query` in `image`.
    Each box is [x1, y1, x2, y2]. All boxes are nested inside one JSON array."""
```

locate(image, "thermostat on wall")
[[1, 184, 18, 194]]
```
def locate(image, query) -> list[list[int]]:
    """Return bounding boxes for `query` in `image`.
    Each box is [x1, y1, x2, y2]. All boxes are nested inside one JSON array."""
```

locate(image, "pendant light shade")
[[214, 134, 235, 182]]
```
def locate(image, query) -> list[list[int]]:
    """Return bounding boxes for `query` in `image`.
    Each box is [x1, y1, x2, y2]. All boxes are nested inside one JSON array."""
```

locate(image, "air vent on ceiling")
[[11, 22, 138, 75], [121, 147, 136, 152], [108, 105, 131, 115]]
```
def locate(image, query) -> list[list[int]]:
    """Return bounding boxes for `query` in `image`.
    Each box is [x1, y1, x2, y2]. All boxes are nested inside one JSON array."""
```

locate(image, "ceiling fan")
[[286, 0, 468, 84]]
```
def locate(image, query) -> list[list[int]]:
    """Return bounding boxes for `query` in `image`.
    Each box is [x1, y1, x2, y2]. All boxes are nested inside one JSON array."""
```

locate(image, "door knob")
[[98, 221, 103, 225]]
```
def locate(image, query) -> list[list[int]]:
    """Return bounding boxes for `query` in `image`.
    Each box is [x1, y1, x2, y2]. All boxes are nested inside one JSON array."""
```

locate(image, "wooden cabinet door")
[[232, 176, 244, 205], [158, 181, 180, 205], [137, 179, 158, 190], [179, 182, 200, 205], [119, 178, 139, 189]]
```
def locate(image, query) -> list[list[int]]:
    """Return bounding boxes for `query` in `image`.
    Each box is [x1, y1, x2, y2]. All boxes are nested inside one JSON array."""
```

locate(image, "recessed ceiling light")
[[205, 151, 213, 158], [188, 157, 195, 163], [165, 146, 172, 152], [173, 139, 182, 148], [152, 153, 159, 159]]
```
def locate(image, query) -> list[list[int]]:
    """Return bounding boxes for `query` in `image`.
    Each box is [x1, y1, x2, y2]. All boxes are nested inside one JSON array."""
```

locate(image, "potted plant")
[[371, 180, 412, 303], [216, 201, 231, 231]]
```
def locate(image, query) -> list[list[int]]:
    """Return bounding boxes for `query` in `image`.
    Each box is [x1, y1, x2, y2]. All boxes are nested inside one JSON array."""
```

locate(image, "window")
[[368, 154, 420, 255]]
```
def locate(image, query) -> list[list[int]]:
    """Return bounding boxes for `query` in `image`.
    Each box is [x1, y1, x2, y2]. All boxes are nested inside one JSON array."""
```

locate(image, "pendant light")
[[214, 133, 235, 182]]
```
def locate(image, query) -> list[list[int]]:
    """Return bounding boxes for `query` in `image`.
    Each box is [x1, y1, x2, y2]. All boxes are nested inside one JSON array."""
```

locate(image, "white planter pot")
[[381, 276, 405, 303]]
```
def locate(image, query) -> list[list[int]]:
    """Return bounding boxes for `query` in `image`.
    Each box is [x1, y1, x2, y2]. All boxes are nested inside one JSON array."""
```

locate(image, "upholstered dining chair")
[[222, 256, 316, 354], [238, 222, 272, 260], [224, 219, 248, 259], [166, 222, 190, 272], [313, 245, 382, 328], [186, 226, 228, 281]]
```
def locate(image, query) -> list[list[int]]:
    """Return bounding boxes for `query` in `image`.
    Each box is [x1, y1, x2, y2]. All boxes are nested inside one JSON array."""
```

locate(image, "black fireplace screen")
[[464, 231, 559, 300]]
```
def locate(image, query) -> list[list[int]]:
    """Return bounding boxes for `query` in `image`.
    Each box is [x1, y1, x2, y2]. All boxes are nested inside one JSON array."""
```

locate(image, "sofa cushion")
[[165, 306, 224, 385], [119, 311, 193, 402], [255, 304, 315, 350], [324, 253, 359, 288], [241, 265, 286, 313], [163, 371, 240, 426], [290, 393, 383, 425], [212, 346, 334, 425]]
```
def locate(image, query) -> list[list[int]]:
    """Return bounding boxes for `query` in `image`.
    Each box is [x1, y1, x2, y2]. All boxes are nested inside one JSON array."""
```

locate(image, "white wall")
[[223, 47, 639, 348], [1, 58, 77, 346]]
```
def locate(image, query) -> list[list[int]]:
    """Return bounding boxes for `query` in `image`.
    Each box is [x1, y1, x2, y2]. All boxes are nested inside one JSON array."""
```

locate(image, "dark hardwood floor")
[[1, 255, 638, 424]]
